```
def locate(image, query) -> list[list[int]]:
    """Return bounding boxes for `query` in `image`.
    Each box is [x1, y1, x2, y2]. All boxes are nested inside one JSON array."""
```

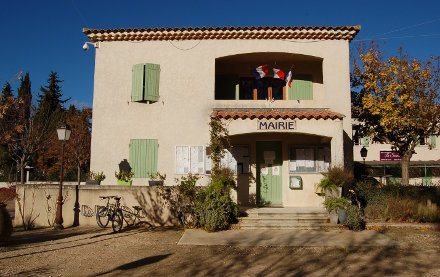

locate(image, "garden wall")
[[14, 184, 180, 228]]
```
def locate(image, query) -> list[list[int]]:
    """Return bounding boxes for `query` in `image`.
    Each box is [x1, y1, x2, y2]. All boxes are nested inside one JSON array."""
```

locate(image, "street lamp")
[[54, 122, 71, 229], [360, 146, 368, 176]]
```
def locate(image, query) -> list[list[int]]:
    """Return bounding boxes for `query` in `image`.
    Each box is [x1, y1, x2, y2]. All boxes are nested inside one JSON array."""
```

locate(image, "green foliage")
[[149, 171, 166, 181], [323, 197, 351, 213], [178, 169, 238, 232], [318, 166, 353, 193], [176, 173, 200, 206], [115, 170, 134, 182], [87, 171, 106, 182], [354, 180, 440, 222], [346, 204, 365, 231], [209, 116, 230, 174]]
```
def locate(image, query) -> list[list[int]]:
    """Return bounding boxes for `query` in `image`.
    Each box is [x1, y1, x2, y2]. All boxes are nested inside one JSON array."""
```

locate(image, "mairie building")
[[83, 26, 361, 208]]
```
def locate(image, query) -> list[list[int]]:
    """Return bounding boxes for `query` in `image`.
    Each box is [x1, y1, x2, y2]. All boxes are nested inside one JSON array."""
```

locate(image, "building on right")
[[352, 121, 440, 185]]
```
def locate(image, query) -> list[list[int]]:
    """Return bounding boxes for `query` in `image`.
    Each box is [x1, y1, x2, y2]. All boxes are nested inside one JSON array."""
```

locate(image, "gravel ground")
[[1, 225, 440, 276]]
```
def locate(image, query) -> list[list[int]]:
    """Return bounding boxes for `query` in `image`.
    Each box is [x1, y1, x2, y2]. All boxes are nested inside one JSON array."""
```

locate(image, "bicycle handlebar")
[[99, 196, 121, 200]]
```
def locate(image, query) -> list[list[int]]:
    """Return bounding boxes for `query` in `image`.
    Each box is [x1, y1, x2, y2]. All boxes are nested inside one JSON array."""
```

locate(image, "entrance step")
[[239, 207, 342, 230]]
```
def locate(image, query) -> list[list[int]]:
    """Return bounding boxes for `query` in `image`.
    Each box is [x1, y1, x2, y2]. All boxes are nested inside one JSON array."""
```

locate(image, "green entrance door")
[[256, 141, 282, 206]]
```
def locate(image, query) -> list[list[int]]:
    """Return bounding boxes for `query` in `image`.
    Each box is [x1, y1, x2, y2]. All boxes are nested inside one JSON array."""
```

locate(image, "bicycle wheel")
[[121, 206, 135, 226], [112, 209, 124, 233], [96, 206, 109, 228]]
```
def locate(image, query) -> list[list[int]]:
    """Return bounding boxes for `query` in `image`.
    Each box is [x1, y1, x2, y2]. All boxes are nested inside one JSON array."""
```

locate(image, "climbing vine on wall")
[[209, 116, 230, 175]]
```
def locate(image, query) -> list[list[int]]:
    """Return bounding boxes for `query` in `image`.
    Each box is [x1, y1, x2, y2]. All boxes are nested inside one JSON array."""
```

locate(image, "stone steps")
[[239, 207, 341, 230]]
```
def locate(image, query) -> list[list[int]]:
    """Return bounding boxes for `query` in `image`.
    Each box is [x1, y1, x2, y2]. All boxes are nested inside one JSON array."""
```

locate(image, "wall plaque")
[[257, 119, 296, 131]]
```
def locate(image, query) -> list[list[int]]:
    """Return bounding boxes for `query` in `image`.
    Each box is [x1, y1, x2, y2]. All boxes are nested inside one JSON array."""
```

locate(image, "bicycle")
[[95, 195, 124, 233], [121, 205, 147, 227]]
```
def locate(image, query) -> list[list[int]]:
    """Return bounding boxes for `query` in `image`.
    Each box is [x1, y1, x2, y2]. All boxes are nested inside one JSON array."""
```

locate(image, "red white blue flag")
[[273, 68, 285, 80], [285, 70, 293, 88], [252, 64, 268, 79]]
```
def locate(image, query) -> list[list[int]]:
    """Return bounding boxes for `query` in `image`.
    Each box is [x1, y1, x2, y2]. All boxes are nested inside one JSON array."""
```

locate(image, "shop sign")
[[257, 120, 296, 131], [380, 151, 401, 161]]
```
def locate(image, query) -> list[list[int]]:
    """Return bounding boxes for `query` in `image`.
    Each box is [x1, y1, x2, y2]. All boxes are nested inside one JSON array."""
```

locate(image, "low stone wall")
[[14, 184, 180, 228]]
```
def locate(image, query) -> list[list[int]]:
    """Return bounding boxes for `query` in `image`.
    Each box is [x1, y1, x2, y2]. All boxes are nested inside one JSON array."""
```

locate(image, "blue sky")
[[1, 0, 440, 107]]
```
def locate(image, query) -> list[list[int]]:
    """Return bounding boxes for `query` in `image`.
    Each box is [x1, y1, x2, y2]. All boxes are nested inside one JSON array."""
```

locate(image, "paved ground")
[[1, 225, 439, 276], [179, 229, 396, 247]]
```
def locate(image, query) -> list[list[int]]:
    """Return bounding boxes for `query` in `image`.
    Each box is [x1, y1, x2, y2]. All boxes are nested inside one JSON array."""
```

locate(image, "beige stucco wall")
[[89, 38, 352, 207], [14, 184, 179, 227]]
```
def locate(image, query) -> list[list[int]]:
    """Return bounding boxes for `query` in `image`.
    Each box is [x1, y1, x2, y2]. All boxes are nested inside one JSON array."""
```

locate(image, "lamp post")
[[360, 146, 368, 177], [54, 122, 71, 229]]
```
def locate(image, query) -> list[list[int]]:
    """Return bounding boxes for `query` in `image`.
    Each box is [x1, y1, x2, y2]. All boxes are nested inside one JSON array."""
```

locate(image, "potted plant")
[[86, 171, 106, 185], [115, 170, 134, 186], [317, 166, 353, 198], [323, 196, 350, 224], [148, 171, 166, 186]]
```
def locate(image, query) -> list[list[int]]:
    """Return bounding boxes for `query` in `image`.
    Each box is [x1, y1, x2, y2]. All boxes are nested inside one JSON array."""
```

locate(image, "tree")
[[65, 105, 92, 185], [351, 44, 440, 184], [0, 83, 15, 181], [37, 105, 91, 183], [0, 72, 68, 184], [35, 72, 69, 178]]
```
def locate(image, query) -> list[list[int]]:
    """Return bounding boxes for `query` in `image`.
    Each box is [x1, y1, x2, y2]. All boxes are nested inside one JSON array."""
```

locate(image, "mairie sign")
[[257, 120, 296, 131]]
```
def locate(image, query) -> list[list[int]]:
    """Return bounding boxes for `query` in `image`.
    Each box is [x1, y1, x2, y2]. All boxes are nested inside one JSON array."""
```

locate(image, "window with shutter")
[[129, 139, 158, 178], [131, 63, 160, 102], [288, 75, 313, 100]]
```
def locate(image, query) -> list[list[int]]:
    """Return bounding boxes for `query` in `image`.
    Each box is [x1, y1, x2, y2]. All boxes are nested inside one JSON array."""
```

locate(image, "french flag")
[[273, 68, 285, 80], [285, 70, 293, 88], [252, 64, 268, 80]]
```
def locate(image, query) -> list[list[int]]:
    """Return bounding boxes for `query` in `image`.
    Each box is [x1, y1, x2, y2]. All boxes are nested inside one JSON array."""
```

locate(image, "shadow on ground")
[[95, 254, 172, 276]]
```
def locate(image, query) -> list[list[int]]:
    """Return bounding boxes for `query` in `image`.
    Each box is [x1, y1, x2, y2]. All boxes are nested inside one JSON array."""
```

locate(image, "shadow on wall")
[[133, 187, 180, 227]]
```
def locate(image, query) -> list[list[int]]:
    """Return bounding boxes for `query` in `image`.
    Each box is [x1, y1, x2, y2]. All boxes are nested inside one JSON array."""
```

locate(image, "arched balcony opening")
[[215, 52, 323, 101]]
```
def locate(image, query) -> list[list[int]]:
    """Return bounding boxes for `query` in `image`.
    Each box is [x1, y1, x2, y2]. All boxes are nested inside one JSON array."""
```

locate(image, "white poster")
[[176, 146, 189, 173], [290, 161, 297, 172], [261, 164, 268, 175], [272, 165, 280, 176]]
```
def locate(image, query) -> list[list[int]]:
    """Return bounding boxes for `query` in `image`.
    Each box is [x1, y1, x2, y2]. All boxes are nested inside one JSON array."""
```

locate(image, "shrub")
[[346, 204, 365, 231], [353, 180, 440, 223], [323, 197, 351, 213], [195, 168, 238, 231]]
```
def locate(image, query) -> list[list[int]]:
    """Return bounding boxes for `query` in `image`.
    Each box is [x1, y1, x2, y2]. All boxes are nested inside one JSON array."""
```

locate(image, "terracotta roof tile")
[[211, 108, 344, 120], [83, 26, 361, 42]]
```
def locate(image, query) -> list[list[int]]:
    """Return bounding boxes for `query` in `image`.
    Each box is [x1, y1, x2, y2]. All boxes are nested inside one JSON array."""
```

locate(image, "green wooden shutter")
[[132, 64, 145, 102], [129, 139, 158, 178], [362, 136, 370, 147], [144, 63, 160, 102], [422, 166, 433, 186], [288, 75, 313, 100], [430, 135, 436, 148]]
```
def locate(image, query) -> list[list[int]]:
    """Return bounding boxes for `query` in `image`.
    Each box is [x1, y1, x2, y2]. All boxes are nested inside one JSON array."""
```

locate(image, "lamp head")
[[360, 146, 368, 158]]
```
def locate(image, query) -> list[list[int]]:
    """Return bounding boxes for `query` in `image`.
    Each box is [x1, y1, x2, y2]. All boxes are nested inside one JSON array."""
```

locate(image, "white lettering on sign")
[[257, 120, 296, 131]]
